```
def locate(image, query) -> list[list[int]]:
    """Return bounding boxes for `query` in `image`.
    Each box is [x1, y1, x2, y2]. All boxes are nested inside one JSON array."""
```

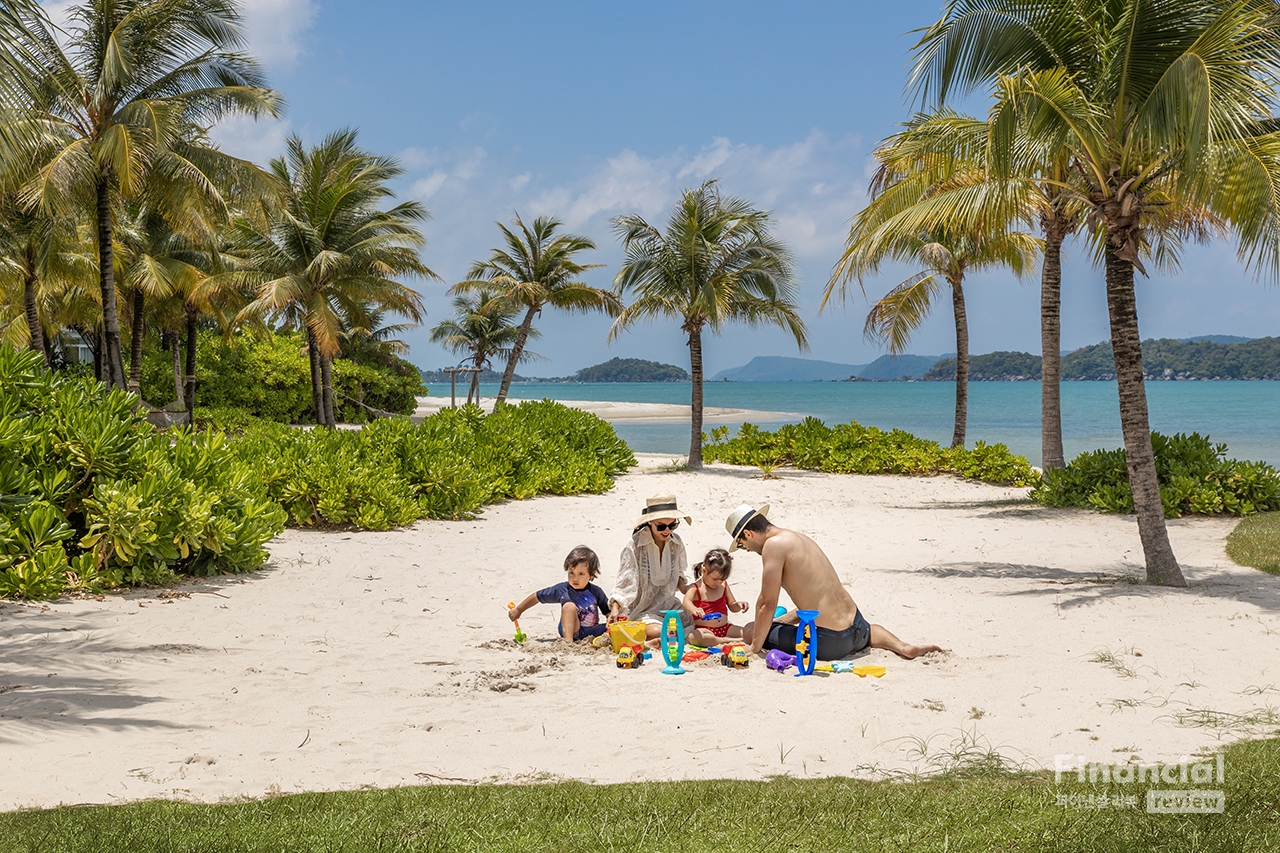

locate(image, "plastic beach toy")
[[661, 609, 686, 675], [774, 605, 788, 618], [794, 609, 819, 677], [765, 649, 796, 672], [506, 601, 527, 644]]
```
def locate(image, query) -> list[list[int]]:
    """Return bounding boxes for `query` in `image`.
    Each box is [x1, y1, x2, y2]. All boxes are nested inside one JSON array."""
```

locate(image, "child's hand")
[[508, 607, 521, 622], [692, 606, 705, 619], [734, 601, 750, 613]]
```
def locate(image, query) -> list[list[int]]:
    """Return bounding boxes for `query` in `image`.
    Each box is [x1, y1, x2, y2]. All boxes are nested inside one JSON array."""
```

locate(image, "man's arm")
[[750, 543, 785, 654]]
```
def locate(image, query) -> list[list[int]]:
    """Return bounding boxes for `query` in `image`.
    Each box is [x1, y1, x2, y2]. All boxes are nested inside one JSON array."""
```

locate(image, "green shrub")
[[702, 417, 1039, 486], [140, 330, 425, 423], [1031, 432, 1280, 517], [224, 400, 636, 530], [0, 345, 287, 601]]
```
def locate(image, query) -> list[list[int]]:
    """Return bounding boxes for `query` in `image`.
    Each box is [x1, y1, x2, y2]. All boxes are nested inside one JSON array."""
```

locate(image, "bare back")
[[760, 528, 858, 630]]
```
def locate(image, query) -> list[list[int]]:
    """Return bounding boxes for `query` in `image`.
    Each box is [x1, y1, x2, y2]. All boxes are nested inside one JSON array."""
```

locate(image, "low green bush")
[[140, 330, 425, 423], [1032, 432, 1280, 517], [224, 400, 636, 530], [0, 345, 287, 601], [702, 417, 1039, 486]]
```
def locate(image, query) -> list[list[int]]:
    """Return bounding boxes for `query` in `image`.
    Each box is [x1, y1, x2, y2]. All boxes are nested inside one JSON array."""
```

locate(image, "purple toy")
[[765, 649, 797, 672]]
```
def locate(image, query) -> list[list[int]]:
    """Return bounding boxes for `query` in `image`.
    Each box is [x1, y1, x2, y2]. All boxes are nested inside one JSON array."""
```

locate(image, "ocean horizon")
[[423, 379, 1280, 467]]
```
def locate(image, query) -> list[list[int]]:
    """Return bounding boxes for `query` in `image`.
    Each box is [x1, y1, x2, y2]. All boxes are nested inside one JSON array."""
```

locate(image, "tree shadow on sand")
[[919, 561, 1280, 614]]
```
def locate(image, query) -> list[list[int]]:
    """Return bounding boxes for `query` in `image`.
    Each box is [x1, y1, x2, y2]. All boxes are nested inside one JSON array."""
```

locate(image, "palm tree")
[[611, 180, 808, 470], [237, 130, 433, 427], [829, 218, 1038, 448], [910, 0, 1280, 587], [451, 214, 618, 405], [841, 109, 1082, 465], [429, 290, 524, 405], [0, 0, 281, 390]]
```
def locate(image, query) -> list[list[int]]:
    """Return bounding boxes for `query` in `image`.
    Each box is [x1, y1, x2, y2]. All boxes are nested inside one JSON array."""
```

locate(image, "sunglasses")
[[652, 521, 680, 532]]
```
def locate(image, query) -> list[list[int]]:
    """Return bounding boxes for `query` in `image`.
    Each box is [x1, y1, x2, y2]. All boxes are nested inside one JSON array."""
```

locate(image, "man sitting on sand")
[[726, 504, 942, 660]]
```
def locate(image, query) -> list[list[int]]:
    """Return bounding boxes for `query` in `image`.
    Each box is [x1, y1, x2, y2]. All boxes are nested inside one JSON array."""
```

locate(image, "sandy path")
[[3, 454, 1278, 809]]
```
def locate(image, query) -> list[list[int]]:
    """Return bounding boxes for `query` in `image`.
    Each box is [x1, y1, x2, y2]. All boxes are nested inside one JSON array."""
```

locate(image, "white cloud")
[[237, 0, 316, 73]]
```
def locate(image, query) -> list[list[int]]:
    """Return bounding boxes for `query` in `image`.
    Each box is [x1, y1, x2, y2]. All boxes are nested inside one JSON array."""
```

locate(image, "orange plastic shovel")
[[506, 601, 527, 643]]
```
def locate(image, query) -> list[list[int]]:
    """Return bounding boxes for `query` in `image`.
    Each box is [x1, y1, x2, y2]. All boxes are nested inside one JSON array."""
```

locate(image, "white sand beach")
[[412, 395, 792, 425], [3, 453, 1278, 810]]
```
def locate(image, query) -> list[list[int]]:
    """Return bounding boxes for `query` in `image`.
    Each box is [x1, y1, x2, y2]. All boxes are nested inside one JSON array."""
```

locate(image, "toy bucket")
[[609, 621, 647, 652]]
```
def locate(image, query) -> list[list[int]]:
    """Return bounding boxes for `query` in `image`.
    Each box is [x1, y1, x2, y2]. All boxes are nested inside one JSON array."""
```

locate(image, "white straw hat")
[[725, 503, 770, 551], [632, 493, 693, 530]]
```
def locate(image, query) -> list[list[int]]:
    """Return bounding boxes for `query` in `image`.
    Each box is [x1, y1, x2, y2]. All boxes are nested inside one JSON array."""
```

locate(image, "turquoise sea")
[[423, 380, 1280, 467]]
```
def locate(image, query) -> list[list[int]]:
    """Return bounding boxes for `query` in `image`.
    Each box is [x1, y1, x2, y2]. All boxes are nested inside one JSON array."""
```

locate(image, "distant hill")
[[924, 351, 1042, 381], [856, 354, 943, 381], [711, 356, 867, 382], [571, 358, 688, 382], [922, 337, 1280, 381]]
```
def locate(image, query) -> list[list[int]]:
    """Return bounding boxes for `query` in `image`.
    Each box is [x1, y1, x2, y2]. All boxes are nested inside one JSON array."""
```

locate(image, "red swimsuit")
[[693, 582, 732, 638]]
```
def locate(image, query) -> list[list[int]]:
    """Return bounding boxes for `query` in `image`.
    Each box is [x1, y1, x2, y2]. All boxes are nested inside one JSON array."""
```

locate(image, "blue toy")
[[661, 609, 686, 675], [794, 609, 820, 677], [774, 605, 788, 618], [701, 612, 723, 621]]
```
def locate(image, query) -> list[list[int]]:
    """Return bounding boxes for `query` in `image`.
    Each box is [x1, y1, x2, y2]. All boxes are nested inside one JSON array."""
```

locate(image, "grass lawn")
[[1227, 512, 1280, 575], [2, 739, 1278, 852]]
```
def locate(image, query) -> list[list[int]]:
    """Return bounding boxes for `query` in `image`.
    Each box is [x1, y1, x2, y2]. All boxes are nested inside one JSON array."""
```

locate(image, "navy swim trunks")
[[762, 609, 871, 660]]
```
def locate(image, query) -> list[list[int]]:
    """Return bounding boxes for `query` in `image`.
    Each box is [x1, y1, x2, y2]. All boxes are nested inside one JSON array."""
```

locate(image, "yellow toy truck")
[[720, 645, 751, 668], [616, 644, 644, 669]]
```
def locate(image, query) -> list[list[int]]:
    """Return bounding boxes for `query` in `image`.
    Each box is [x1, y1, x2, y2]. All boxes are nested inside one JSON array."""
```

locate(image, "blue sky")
[[53, 1, 1280, 375]]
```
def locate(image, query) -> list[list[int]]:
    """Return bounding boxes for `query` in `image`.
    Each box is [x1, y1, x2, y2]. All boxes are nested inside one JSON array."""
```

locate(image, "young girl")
[[509, 546, 610, 643], [682, 548, 748, 647]]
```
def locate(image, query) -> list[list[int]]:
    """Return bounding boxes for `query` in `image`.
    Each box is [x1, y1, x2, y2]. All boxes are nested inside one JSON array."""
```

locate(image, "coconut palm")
[[451, 214, 618, 406], [237, 130, 433, 427], [611, 180, 808, 470], [0, 196, 93, 366], [827, 194, 1038, 447], [844, 109, 1083, 466], [0, 0, 281, 390], [909, 0, 1280, 587], [429, 290, 525, 405]]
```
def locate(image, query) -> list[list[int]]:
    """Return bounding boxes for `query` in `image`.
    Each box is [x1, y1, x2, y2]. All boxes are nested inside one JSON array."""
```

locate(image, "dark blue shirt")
[[536, 581, 610, 628]]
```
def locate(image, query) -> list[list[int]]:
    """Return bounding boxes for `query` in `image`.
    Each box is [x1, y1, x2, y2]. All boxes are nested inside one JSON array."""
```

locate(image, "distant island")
[[566, 358, 689, 382], [421, 357, 688, 384], [923, 336, 1277, 381]]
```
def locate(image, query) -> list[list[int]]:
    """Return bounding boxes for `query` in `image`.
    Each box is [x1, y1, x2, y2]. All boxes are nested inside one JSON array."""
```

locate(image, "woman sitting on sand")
[[608, 493, 692, 640]]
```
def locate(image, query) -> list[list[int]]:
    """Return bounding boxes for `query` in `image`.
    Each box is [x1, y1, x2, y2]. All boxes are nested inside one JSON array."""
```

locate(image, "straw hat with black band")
[[725, 503, 770, 551], [632, 493, 693, 530]]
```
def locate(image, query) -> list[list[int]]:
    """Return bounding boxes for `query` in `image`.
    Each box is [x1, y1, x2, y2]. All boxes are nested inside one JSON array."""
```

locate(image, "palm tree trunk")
[[1103, 241, 1185, 587], [96, 173, 126, 389], [497, 305, 538, 405], [320, 353, 336, 427], [688, 323, 705, 470], [306, 327, 324, 425], [93, 325, 105, 383], [169, 332, 183, 403], [949, 275, 969, 449], [184, 309, 198, 421], [22, 257, 47, 368], [1040, 217, 1067, 471], [468, 354, 483, 405], [129, 288, 145, 395]]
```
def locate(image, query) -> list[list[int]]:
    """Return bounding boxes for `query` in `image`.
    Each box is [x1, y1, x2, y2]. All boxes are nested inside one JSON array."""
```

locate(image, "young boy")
[[509, 546, 610, 643]]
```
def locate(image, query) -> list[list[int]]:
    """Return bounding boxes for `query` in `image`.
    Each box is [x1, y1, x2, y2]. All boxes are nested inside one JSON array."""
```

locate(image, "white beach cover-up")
[[610, 527, 690, 624]]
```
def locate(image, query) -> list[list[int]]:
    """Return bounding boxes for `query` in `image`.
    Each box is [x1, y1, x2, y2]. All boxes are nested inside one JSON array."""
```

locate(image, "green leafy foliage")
[[140, 330, 425, 423], [0, 345, 287, 601], [225, 400, 636, 530], [702, 417, 1038, 485], [1032, 433, 1280, 518]]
